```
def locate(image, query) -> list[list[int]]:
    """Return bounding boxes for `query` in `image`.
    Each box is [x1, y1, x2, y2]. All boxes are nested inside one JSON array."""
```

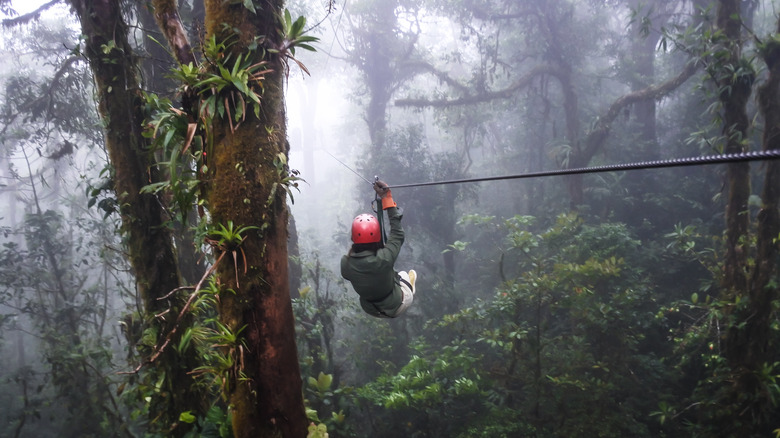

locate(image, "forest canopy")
[[0, 0, 778, 437]]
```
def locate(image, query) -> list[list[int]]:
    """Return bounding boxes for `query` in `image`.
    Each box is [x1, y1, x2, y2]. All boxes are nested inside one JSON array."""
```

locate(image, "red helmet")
[[351, 214, 381, 243]]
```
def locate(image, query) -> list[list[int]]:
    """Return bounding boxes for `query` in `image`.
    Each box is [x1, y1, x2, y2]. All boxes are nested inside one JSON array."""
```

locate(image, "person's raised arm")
[[374, 180, 397, 209]]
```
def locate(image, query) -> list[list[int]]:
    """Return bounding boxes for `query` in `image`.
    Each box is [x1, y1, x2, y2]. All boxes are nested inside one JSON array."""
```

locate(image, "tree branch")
[[150, 0, 196, 66], [1, 0, 61, 27], [581, 59, 701, 162], [0, 56, 81, 139], [394, 64, 557, 108]]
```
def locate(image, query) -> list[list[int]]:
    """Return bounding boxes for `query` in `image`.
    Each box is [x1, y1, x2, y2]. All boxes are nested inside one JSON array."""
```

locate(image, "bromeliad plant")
[[205, 221, 259, 288], [273, 9, 319, 75], [174, 34, 271, 134], [141, 92, 201, 223], [126, 220, 256, 376], [142, 12, 317, 223]]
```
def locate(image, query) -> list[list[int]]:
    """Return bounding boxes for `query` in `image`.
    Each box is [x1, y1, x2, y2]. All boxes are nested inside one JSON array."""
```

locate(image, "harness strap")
[[374, 192, 387, 245]]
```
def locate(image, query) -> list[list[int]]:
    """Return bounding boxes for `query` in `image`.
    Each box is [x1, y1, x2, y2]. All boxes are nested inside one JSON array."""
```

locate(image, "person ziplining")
[[340, 181, 417, 318], [331, 148, 780, 318]]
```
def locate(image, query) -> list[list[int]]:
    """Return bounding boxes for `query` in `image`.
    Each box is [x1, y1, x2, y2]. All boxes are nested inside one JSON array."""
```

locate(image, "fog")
[[1, 0, 779, 437]]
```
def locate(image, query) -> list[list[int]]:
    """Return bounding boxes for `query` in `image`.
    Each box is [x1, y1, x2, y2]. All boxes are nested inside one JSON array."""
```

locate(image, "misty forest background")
[[0, 0, 779, 437]]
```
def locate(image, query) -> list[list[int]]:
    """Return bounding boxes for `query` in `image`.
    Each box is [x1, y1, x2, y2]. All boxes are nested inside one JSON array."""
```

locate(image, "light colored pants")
[[388, 270, 415, 317]]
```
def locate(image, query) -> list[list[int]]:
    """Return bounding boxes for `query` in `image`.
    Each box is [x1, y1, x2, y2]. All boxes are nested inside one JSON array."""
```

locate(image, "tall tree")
[[396, 0, 699, 209], [714, 0, 752, 293], [344, 0, 422, 151], [66, 1, 205, 435], [713, 0, 780, 434], [196, 1, 308, 435], [67, 0, 309, 435]]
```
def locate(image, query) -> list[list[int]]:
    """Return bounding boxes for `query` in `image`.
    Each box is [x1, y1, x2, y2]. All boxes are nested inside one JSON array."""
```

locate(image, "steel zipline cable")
[[381, 149, 780, 189]]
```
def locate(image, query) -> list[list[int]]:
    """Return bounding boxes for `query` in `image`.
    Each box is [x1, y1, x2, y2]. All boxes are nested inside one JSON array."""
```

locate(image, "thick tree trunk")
[[202, 2, 307, 436], [754, 18, 780, 314], [716, 11, 780, 435], [717, 0, 752, 293], [361, 1, 397, 151], [68, 1, 203, 435], [714, 0, 780, 435], [628, 0, 665, 161]]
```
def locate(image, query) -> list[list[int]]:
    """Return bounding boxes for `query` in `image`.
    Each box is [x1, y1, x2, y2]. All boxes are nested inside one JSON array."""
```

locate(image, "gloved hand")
[[374, 180, 397, 209], [373, 180, 389, 197]]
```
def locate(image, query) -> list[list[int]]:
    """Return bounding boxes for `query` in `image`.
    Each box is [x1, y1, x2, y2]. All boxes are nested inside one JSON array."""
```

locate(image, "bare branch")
[[120, 252, 224, 375], [0, 55, 81, 139], [2, 0, 61, 27], [582, 59, 701, 160], [395, 64, 557, 108]]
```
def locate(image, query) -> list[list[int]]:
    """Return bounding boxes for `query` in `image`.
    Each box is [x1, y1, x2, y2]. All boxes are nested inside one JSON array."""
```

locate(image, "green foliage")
[[86, 164, 118, 219], [355, 213, 666, 437], [207, 221, 258, 250], [309, 371, 334, 394], [179, 34, 270, 125], [359, 341, 484, 409], [307, 422, 329, 438], [182, 405, 233, 438], [275, 9, 319, 57], [141, 92, 201, 223], [356, 340, 493, 436], [292, 255, 358, 437], [655, 271, 780, 436], [229, 0, 259, 14], [0, 206, 131, 436], [270, 152, 304, 205], [184, 280, 248, 395], [140, 33, 276, 226]]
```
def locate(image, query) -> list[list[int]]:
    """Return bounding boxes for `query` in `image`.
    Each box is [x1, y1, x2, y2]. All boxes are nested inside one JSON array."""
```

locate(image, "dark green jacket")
[[341, 207, 404, 317]]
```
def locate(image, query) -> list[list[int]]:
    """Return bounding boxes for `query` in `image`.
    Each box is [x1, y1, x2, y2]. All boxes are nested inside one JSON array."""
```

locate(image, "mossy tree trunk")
[[714, 1, 780, 435], [202, 2, 307, 436], [715, 7, 780, 435], [716, 0, 752, 294], [68, 1, 204, 435], [754, 12, 780, 318]]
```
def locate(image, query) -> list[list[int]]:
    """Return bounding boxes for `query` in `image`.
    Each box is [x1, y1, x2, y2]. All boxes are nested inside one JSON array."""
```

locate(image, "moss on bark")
[[68, 1, 205, 435], [202, 1, 307, 436]]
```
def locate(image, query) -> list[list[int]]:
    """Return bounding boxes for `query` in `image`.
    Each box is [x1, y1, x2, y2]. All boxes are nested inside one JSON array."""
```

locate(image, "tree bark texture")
[[754, 14, 780, 314], [716, 0, 752, 293], [715, 10, 780, 435], [716, 0, 779, 435], [151, 0, 197, 66], [68, 0, 203, 434], [202, 2, 307, 436], [142, 0, 205, 285]]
